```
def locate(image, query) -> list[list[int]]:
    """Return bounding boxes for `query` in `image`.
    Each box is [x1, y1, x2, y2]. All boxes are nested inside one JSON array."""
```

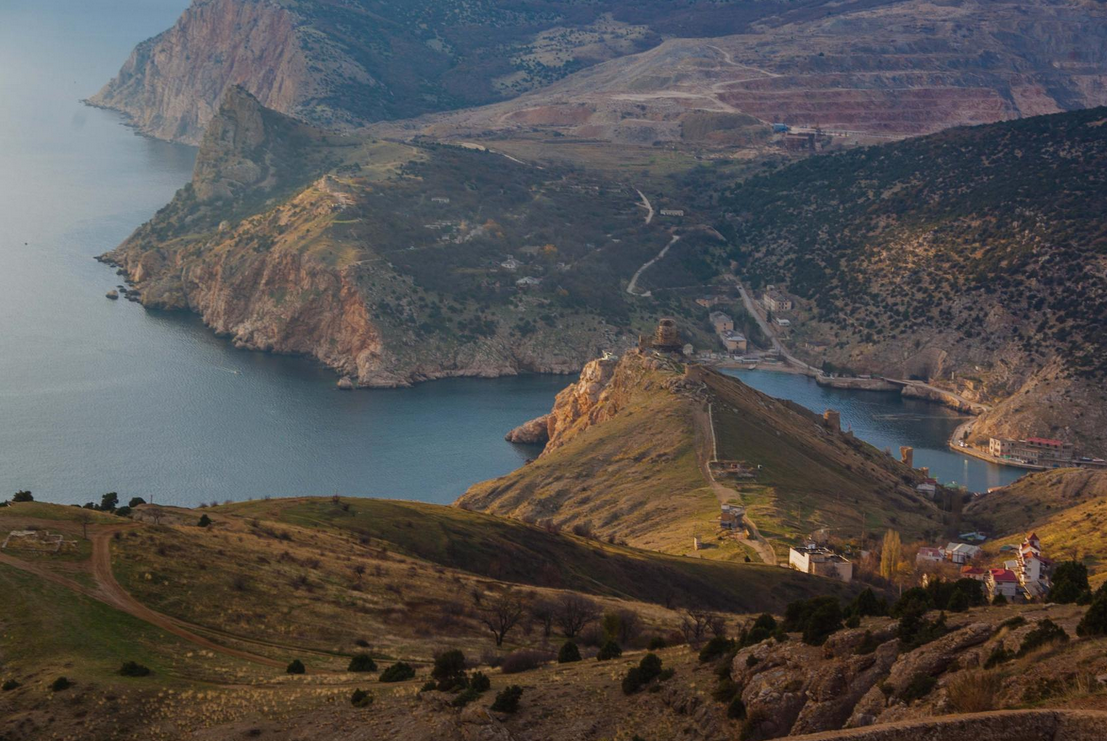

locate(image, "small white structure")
[[431, 196, 451, 204], [916, 482, 937, 499], [660, 209, 685, 217], [789, 543, 853, 582], [515, 276, 541, 288], [945, 542, 983, 565], [774, 317, 791, 328], [500, 257, 521, 270]]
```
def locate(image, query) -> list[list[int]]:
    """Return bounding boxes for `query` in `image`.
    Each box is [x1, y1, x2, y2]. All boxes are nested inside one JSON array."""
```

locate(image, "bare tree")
[[530, 598, 557, 638], [75, 510, 92, 540], [473, 589, 528, 647], [555, 594, 600, 638], [680, 608, 717, 646]]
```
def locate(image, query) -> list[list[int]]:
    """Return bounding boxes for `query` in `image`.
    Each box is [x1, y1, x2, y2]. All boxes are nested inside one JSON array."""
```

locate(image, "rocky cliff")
[[102, 88, 685, 387]]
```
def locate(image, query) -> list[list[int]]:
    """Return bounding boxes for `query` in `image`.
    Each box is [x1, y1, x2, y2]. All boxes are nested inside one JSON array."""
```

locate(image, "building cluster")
[[988, 436, 1106, 469], [788, 543, 853, 583], [709, 311, 747, 354], [917, 533, 1054, 602]]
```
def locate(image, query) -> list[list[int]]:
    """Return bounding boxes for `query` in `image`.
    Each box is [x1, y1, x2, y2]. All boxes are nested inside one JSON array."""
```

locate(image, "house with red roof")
[[985, 568, 1020, 599]]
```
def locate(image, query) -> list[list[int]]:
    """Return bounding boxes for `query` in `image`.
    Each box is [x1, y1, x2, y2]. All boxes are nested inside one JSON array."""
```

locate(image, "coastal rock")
[[337, 376, 355, 390], [106, 290, 119, 300], [505, 415, 550, 445]]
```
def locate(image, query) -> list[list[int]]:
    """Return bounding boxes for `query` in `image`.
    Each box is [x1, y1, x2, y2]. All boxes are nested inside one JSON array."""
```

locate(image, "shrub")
[[451, 687, 482, 707], [420, 680, 437, 692], [198, 514, 212, 528], [50, 677, 71, 692], [432, 650, 467, 682], [647, 636, 667, 650], [491, 685, 523, 713], [984, 644, 1014, 669], [999, 616, 1027, 631], [128, 497, 146, 508], [1077, 592, 1107, 637], [898, 604, 948, 650], [850, 588, 887, 617], [713, 678, 741, 703], [891, 587, 931, 617], [802, 601, 843, 646], [855, 630, 880, 655], [1049, 561, 1090, 604], [638, 653, 662, 682], [500, 649, 551, 674], [947, 588, 969, 613], [699, 635, 735, 663], [348, 654, 377, 673], [2, 679, 19, 691], [470, 671, 491, 693], [727, 696, 747, 720], [900, 673, 937, 703], [558, 641, 581, 663], [350, 688, 373, 708], [658, 667, 675, 682], [621, 667, 645, 695], [597, 641, 622, 661], [379, 662, 416, 682], [118, 661, 151, 677], [286, 660, 306, 675], [947, 670, 1001, 713], [12, 491, 33, 503], [1018, 619, 1069, 655], [992, 594, 1007, 605]]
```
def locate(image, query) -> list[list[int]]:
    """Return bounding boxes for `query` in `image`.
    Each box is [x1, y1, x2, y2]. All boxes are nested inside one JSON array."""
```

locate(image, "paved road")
[[733, 279, 819, 375]]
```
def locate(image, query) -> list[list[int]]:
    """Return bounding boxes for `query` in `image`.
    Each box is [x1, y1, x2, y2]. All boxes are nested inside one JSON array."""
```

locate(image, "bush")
[[286, 660, 306, 675], [638, 653, 662, 682], [947, 670, 1001, 713], [699, 636, 735, 663], [850, 588, 888, 617], [855, 630, 880, 655], [420, 680, 437, 692], [2, 679, 19, 691], [984, 644, 1014, 669], [727, 696, 747, 720], [198, 514, 212, 528], [491, 685, 523, 713], [500, 648, 551, 674], [451, 687, 482, 707], [713, 677, 741, 703], [992, 594, 1007, 605], [114, 506, 132, 518], [947, 589, 969, 613], [1049, 561, 1090, 604], [597, 641, 622, 661], [50, 677, 71, 692], [128, 497, 146, 508], [898, 604, 948, 651], [558, 641, 581, 663], [432, 650, 467, 682], [350, 688, 373, 708], [621, 667, 645, 695], [470, 671, 491, 693], [900, 673, 937, 703], [891, 587, 931, 617], [348, 654, 377, 673], [118, 661, 151, 677], [12, 491, 33, 503], [1077, 592, 1107, 637], [1018, 619, 1069, 655], [647, 636, 667, 650], [380, 662, 416, 682], [802, 601, 843, 646]]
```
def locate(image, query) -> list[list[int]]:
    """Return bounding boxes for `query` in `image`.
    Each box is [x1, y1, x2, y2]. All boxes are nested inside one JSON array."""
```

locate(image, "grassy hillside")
[[709, 107, 1107, 452], [460, 353, 948, 557], [967, 469, 1107, 583]]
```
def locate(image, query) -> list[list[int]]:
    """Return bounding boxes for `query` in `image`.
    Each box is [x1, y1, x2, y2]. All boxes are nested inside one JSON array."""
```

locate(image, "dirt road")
[[627, 234, 680, 296]]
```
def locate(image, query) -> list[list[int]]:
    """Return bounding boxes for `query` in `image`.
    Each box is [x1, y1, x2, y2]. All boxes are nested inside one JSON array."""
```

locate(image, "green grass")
[[0, 501, 119, 524]]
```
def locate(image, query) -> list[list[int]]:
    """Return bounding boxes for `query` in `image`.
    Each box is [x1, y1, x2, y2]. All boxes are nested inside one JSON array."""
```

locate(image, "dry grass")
[[947, 670, 1003, 713]]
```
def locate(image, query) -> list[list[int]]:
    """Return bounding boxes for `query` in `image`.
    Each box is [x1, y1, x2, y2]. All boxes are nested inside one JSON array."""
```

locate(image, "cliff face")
[[88, 0, 334, 144], [102, 88, 672, 387]]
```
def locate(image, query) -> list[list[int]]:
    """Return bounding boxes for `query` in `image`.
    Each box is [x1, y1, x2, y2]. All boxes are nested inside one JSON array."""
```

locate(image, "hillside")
[[87, 0, 875, 145], [709, 107, 1107, 454], [459, 351, 949, 557], [5, 498, 1107, 740], [966, 468, 1107, 584], [385, 0, 1107, 151], [102, 88, 718, 387]]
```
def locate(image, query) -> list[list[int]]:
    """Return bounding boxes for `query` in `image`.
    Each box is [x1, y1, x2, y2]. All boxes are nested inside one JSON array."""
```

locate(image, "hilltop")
[[708, 106, 1107, 454], [102, 88, 718, 387], [459, 351, 949, 558]]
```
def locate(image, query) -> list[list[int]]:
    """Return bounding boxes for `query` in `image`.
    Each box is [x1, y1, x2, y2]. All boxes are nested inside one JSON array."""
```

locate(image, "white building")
[[945, 542, 982, 565], [788, 543, 853, 583], [916, 546, 944, 564], [1015, 533, 1053, 599], [986, 568, 1020, 599], [710, 311, 734, 333]]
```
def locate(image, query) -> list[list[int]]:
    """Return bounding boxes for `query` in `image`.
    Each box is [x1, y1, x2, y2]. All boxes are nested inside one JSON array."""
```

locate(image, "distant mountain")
[[90, 0, 1107, 146], [88, 0, 860, 144], [711, 107, 1107, 454]]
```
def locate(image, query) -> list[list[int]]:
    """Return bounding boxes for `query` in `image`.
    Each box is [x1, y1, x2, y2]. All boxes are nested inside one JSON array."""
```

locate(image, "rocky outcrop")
[[505, 415, 551, 445]]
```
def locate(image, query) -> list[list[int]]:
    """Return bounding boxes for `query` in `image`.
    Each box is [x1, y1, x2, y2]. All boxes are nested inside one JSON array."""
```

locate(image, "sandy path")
[[627, 234, 680, 296]]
